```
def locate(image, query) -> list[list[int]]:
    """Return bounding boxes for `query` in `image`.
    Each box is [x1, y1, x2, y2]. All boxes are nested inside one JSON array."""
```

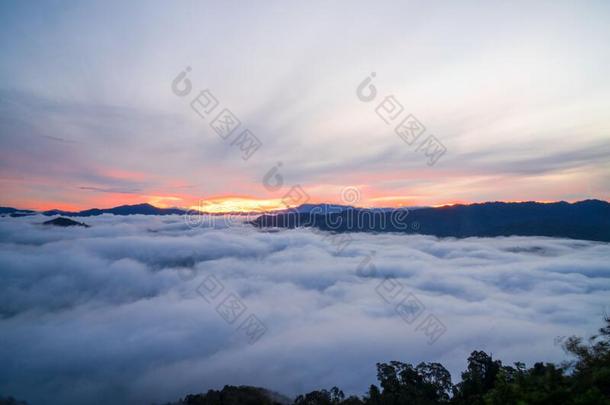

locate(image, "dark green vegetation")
[[168, 386, 291, 405], [171, 316, 610, 405]]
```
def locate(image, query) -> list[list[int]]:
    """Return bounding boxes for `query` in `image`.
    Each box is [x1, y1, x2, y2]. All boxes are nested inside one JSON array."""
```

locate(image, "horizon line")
[[2, 198, 608, 215]]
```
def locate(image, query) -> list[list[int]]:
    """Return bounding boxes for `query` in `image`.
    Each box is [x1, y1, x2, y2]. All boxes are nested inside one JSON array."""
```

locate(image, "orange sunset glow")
[[189, 197, 289, 213]]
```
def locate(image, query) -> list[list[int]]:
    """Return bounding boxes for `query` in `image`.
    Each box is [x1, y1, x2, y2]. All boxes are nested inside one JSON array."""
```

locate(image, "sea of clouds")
[[1, 214, 609, 405]]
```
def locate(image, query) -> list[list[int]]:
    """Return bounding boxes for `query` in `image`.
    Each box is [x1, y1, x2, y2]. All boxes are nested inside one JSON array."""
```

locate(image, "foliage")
[[294, 316, 610, 405]]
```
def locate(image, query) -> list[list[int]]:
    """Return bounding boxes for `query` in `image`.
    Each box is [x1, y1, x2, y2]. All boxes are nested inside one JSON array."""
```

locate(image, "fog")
[[1, 214, 608, 404]]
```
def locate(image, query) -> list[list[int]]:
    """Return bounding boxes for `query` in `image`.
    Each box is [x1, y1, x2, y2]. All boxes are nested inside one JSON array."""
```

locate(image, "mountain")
[[0, 207, 36, 217], [43, 217, 90, 227], [276, 203, 353, 214], [0, 207, 23, 214], [4, 200, 610, 242], [251, 200, 610, 242], [42, 203, 187, 217]]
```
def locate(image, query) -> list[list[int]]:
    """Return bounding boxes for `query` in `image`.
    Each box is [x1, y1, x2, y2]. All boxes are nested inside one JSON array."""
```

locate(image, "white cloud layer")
[[1, 214, 609, 404]]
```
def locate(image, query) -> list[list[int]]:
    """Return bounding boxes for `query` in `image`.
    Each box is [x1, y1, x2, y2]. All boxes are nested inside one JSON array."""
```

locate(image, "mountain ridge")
[[252, 199, 610, 242], [1, 200, 610, 242]]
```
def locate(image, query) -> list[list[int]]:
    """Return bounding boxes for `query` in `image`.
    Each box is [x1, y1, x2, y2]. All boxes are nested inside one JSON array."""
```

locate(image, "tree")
[[294, 388, 334, 405], [452, 351, 502, 404], [563, 315, 610, 402], [416, 362, 452, 402], [373, 361, 452, 404]]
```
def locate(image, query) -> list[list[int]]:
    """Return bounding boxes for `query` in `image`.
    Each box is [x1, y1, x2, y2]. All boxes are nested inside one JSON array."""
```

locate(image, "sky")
[[1, 214, 609, 404], [0, 0, 609, 211]]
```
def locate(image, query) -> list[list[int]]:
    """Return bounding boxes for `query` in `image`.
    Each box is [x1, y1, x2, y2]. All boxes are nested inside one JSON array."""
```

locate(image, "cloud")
[[0, 215, 609, 404], [78, 186, 141, 194], [2, 2, 610, 208]]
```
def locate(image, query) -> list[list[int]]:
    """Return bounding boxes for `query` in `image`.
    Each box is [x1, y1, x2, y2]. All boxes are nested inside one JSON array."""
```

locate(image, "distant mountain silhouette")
[[0, 207, 25, 214], [43, 217, 90, 227], [42, 203, 187, 217], [287, 203, 353, 214], [3, 200, 610, 241], [252, 200, 610, 242], [0, 207, 36, 217]]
